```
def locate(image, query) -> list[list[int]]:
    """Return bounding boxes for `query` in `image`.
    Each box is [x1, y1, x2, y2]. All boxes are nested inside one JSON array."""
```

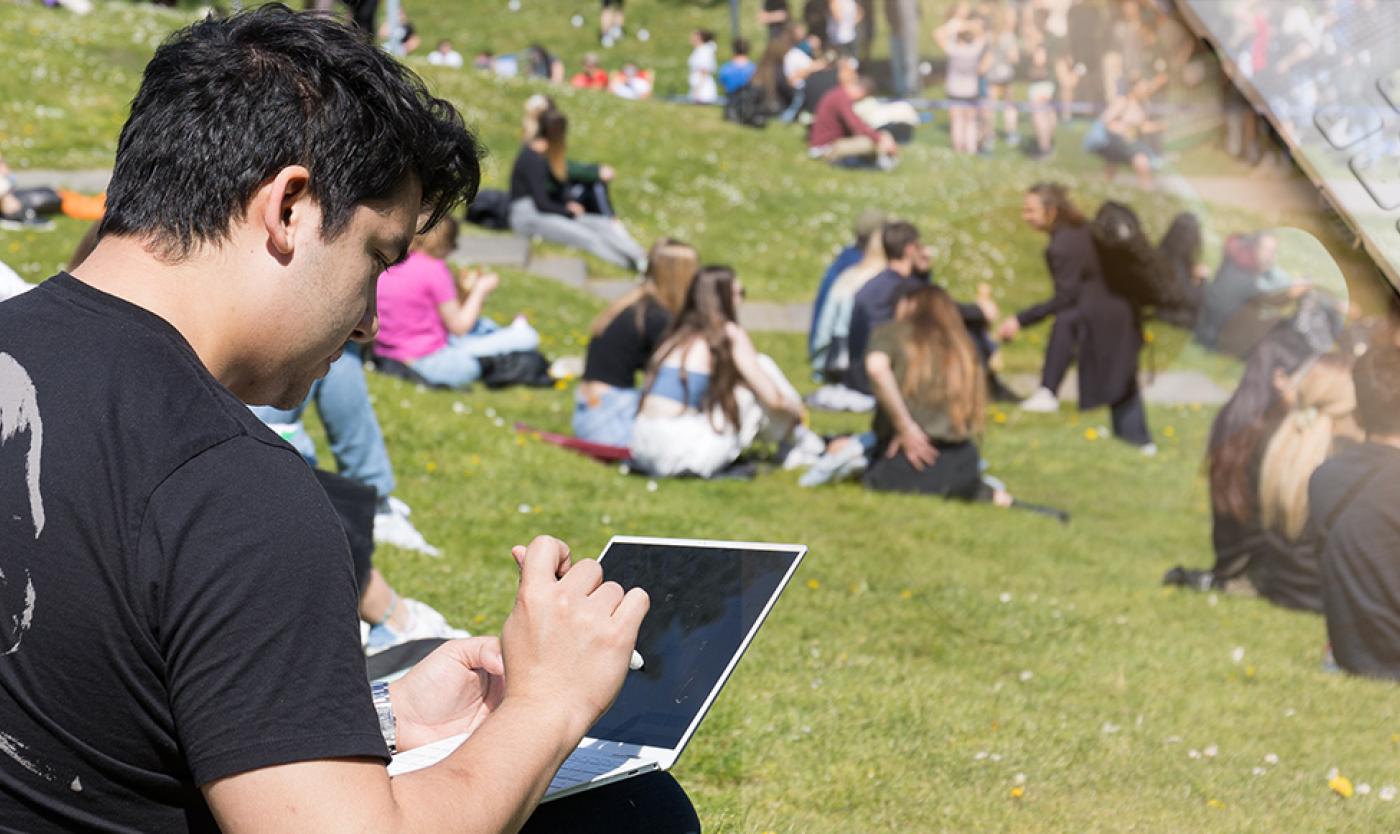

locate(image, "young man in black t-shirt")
[[0, 8, 694, 833], [1310, 334, 1400, 681]]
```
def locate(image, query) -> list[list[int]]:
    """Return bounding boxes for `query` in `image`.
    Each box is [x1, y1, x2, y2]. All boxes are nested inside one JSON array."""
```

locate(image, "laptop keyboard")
[[547, 746, 642, 793]]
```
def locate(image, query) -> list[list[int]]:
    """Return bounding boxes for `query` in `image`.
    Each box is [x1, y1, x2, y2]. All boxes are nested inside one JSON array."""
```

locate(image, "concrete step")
[[525, 256, 588, 288], [1006, 369, 1230, 407], [10, 169, 110, 192], [451, 234, 529, 268]]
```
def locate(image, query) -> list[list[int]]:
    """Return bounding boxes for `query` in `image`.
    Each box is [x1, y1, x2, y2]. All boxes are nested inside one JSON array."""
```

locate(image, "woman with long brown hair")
[[630, 266, 822, 477], [573, 239, 700, 447], [507, 108, 646, 271], [998, 182, 1152, 450], [860, 283, 1010, 502]]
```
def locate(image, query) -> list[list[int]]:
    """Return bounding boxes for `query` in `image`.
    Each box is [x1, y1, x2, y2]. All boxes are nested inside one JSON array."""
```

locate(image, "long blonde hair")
[[897, 285, 986, 437], [1258, 354, 1356, 540], [521, 93, 554, 141], [589, 239, 699, 336]]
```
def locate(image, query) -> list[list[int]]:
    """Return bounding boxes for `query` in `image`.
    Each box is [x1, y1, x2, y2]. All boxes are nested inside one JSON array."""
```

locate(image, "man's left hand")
[[388, 637, 506, 752]]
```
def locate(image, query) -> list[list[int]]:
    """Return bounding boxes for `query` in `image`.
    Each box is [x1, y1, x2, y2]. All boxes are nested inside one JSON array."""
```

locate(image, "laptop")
[[1175, 0, 1400, 294], [386, 535, 807, 801]]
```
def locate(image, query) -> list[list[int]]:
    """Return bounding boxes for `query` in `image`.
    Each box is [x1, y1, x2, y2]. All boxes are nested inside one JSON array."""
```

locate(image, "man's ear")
[[259, 166, 314, 258]]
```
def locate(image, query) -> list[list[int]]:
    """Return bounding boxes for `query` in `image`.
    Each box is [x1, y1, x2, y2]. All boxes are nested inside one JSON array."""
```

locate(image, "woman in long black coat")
[[997, 182, 1152, 448]]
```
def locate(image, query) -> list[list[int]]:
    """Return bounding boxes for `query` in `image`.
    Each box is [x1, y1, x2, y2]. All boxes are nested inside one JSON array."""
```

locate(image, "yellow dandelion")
[[899, 589, 913, 600], [992, 411, 1008, 424], [1206, 798, 1225, 809], [1391, 733, 1400, 744], [554, 379, 569, 390], [1144, 330, 1156, 344], [472, 613, 487, 625], [425, 461, 438, 473], [470, 454, 482, 466], [1245, 665, 1257, 678], [1330, 775, 1355, 798], [1083, 428, 1099, 441], [1163, 426, 1176, 438], [514, 435, 526, 447], [806, 578, 821, 590], [1010, 786, 1025, 799]]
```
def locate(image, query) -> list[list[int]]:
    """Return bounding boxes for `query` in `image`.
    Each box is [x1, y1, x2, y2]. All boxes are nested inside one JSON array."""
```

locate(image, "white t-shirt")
[[783, 47, 814, 89], [428, 48, 464, 68]]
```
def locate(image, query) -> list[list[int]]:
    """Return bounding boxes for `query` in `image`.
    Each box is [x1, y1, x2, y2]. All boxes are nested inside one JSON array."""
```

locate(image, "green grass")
[[5, 3, 1400, 831]]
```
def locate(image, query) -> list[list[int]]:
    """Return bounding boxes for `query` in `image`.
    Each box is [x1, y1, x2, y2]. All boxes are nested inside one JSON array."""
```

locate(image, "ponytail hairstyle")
[[537, 108, 568, 183], [1258, 353, 1356, 540], [1026, 181, 1087, 228], [641, 266, 743, 431], [896, 284, 987, 436]]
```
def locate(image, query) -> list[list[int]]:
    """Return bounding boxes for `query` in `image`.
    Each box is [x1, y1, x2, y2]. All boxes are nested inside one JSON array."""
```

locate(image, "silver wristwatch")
[[371, 680, 397, 754]]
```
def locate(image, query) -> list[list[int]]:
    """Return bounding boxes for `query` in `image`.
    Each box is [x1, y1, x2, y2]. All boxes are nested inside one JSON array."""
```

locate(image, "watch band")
[[371, 680, 397, 754]]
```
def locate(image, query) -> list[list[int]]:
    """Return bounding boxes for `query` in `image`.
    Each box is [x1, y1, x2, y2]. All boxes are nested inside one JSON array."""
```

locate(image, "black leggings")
[[863, 439, 989, 500], [519, 772, 701, 834]]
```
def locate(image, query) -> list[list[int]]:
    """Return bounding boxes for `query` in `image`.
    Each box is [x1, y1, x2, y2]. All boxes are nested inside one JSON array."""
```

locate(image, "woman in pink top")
[[374, 216, 539, 387]]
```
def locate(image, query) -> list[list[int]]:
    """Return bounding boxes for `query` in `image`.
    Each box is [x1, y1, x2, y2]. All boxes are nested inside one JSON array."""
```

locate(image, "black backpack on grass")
[[724, 84, 769, 129], [1090, 201, 1181, 310]]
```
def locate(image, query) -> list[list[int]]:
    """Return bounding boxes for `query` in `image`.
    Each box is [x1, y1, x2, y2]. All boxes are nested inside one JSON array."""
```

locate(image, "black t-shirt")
[[582, 297, 671, 389], [0, 274, 386, 832], [509, 144, 570, 216], [844, 268, 920, 395], [1310, 441, 1400, 680]]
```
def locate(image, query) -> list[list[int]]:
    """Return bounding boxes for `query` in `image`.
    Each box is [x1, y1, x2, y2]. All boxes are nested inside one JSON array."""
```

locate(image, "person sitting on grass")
[[807, 69, 898, 169], [808, 284, 1016, 506], [809, 218, 887, 396], [374, 216, 541, 388], [508, 109, 647, 271], [1162, 319, 1323, 595], [0, 7, 697, 830], [427, 38, 463, 68], [574, 239, 699, 448], [570, 53, 610, 89], [718, 37, 757, 94], [630, 266, 824, 477], [1310, 331, 1400, 680], [1091, 75, 1165, 190]]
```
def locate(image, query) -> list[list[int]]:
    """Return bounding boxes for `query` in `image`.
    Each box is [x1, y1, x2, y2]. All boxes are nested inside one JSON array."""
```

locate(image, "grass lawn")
[[3, 3, 1399, 832]]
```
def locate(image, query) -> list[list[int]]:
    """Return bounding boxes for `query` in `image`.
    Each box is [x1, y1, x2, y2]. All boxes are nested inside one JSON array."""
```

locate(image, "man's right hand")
[[501, 536, 649, 739]]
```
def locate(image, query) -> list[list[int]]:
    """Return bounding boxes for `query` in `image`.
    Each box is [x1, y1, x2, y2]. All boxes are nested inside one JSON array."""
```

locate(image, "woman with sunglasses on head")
[[630, 266, 824, 477]]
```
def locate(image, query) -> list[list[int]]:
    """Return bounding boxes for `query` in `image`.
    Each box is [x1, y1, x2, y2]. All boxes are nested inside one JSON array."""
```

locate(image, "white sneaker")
[[1139, 442, 1159, 457], [1019, 387, 1060, 413], [799, 439, 868, 487], [365, 598, 471, 656], [782, 426, 827, 470], [374, 497, 442, 557]]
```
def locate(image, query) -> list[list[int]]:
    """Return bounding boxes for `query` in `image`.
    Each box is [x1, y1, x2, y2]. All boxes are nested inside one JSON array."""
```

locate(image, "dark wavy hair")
[[100, 4, 482, 260]]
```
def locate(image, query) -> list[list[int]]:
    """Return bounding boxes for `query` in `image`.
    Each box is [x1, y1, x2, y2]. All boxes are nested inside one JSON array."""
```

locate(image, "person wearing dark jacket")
[[507, 110, 646, 271], [998, 182, 1152, 448], [1310, 335, 1400, 680], [845, 221, 999, 395]]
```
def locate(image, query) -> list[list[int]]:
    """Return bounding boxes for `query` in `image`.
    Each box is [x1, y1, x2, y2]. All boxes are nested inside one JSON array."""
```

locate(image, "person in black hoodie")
[[998, 182, 1152, 449], [1310, 331, 1400, 680], [508, 109, 647, 271]]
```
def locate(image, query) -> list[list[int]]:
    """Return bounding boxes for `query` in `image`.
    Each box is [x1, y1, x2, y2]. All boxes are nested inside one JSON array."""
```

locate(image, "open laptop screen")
[[588, 539, 802, 751]]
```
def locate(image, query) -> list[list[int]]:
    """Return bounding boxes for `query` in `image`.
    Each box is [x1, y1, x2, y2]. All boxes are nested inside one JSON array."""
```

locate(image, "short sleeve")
[[140, 435, 387, 786], [423, 259, 457, 306], [867, 321, 903, 366]]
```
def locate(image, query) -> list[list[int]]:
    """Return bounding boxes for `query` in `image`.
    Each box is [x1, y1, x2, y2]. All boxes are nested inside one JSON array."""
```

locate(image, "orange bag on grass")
[[59, 190, 105, 222]]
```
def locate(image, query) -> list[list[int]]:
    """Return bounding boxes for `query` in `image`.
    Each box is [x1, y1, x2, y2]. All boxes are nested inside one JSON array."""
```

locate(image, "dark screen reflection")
[[587, 542, 800, 750]]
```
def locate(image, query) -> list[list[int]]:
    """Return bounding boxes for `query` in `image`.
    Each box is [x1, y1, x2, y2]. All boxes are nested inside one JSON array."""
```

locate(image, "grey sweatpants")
[[509, 198, 646, 270]]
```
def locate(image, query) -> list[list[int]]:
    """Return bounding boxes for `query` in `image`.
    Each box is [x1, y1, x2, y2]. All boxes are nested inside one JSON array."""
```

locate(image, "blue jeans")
[[250, 342, 395, 500], [412, 317, 541, 389], [572, 386, 642, 448]]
